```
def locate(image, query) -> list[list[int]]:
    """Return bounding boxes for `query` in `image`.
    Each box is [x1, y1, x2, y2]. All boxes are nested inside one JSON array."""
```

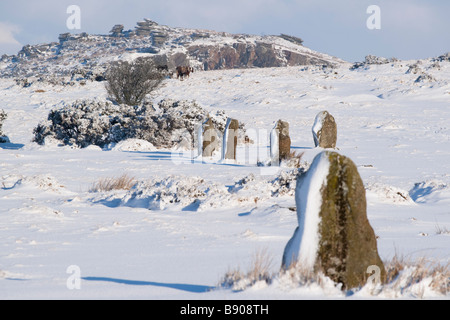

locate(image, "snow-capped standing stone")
[[282, 151, 386, 290], [0, 109, 10, 143], [312, 111, 337, 149], [222, 118, 239, 161]]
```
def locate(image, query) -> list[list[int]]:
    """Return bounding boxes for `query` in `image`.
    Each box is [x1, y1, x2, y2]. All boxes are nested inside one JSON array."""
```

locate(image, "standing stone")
[[200, 118, 220, 157], [278, 121, 291, 161], [222, 118, 239, 161], [312, 111, 337, 149], [270, 120, 291, 165], [282, 151, 385, 290], [0, 109, 9, 143]]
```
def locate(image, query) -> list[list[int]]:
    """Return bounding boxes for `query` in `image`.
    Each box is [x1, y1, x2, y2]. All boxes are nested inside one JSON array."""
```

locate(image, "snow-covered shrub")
[[33, 98, 234, 149], [406, 62, 421, 75], [33, 99, 157, 148], [351, 55, 391, 70], [0, 109, 9, 143], [121, 175, 231, 211], [415, 72, 436, 83], [364, 55, 390, 65]]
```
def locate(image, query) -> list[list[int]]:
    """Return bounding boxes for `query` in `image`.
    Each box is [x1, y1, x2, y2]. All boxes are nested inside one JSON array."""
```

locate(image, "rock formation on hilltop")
[[0, 19, 343, 85]]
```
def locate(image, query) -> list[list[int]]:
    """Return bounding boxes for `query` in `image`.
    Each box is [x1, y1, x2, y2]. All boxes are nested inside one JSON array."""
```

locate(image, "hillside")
[[0, 48, 449, 299], [0, 18, 343, 85]]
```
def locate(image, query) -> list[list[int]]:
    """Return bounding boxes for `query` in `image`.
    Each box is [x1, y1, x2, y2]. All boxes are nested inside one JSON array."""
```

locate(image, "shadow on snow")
[[82, 276, 215, 293]]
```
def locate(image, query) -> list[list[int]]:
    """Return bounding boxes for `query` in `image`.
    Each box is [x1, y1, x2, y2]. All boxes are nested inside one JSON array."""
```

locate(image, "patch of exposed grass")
[[219, 248, 274, 291], [90, 174, 136, 192]]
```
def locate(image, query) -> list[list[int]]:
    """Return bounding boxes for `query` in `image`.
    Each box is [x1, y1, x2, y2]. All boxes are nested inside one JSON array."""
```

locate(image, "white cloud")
[[0, 22, 22, 55], [0, 22, 21, 45]]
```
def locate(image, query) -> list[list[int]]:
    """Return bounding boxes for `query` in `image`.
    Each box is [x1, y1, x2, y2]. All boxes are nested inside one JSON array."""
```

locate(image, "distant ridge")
[[0, 18, 345, 83]]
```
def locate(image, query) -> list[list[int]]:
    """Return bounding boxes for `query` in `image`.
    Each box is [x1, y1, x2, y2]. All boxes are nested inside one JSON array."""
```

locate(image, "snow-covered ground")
[[0, 58, 449, 300]]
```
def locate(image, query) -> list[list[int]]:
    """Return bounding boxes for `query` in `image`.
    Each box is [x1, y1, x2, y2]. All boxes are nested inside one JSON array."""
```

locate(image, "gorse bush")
[[33, 99, 155, 148], [105, 57, 165, 106], [33, 98, 233, 149]]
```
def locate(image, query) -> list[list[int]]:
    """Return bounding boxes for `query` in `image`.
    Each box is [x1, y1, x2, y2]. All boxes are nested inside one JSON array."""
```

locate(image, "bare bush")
[[105, 57, 165, 106]]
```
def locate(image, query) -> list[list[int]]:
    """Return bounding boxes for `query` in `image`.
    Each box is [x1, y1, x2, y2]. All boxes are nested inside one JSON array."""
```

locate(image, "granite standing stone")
[[222, 118, 239, 160], [201, 118, 220, 157], [282, 151, 386, 290], [312, 111, 337, 149], [270, 120, 291, 165]]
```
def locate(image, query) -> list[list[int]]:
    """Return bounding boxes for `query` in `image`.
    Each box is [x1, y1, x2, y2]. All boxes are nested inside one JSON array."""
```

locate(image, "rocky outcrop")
[[110, 25, 124, 37], [188, 40, 336, 71], [282, 151, 386, 290], [0, 19, 343, 83]]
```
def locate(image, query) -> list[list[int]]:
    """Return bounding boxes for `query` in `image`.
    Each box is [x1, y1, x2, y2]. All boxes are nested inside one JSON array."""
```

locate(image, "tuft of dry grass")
[[90, 174, 136, 192], [435, 223, 450, 235], [283, 150, 305, 168], [219, 248, 275, 291], [279, 260, 324, 287], [220, 250, 449, 297], [384, 253, 449, 296]]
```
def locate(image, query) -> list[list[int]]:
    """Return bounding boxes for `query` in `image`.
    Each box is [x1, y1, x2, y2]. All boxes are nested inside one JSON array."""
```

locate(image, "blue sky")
[[0, 0, 449, 62]]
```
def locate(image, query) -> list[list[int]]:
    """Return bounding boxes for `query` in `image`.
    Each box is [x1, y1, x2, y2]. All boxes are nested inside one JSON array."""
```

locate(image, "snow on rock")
[[282, 151, 331, 269], [269, 122, 280, 165], [221, 118, 239, 161]]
